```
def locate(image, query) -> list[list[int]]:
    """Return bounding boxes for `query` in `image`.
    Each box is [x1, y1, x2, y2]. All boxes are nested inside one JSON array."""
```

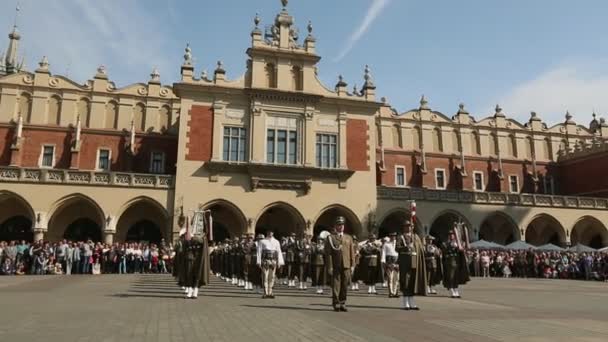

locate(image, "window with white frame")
[[266, 117, 299, 165], [509, 175, 519, 193], [97, 149, 111, 171], [40, 145, 55, 168], [223, 126, 246, 162], [316, 133, 337, 168], [435, 169, 446, 189], [395, 166, 406, 187], [150, 151, 165, 174], [473, 171, 484, 191]]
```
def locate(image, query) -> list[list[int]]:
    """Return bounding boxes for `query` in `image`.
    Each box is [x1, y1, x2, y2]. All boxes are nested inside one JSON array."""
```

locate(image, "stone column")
[[338, 111, 347, 169], [104, 231, 114, 245], [211, 101, 226, 161], [33, 229, 45, 242]]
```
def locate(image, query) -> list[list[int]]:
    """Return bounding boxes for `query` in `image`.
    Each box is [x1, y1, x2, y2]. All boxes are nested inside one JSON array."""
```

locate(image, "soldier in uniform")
[[360, 233, 382, 294], [311, 236, 326, 294], [285, 233, 297, 287], [242, 234, 256, 291], [183, 226, 210, 299], [222, 238, 231, 282], [295, 234, 312, 290], [424, 235, 442, 295], [395, 219, 427, 310], [381, 232, 399, 298], [252, 234, 264, 293], [325, 216, 356, 312], [257, 230, 284, 298], [350, 235, 361, 291], [441, 228, 470, 298]]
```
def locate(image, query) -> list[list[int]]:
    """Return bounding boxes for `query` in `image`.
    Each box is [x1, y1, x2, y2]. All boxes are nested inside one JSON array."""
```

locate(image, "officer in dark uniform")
[[325, 216, 356, 312], [359, 233, 382, 294], [395, 218, 427, 310], [183, 230, 210, 299], [441, 229, 470, 298], [242, 234, 256, 290], [285, 233, 297, 287], [295, 234, 312, 290], [311, 236, 326, 294], [424, 235, 442, 294]]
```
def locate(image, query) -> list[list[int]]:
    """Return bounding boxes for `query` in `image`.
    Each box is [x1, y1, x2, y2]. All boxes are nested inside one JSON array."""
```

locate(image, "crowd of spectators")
[[0, 239, 174, 276], [468, 249, 608, 281]]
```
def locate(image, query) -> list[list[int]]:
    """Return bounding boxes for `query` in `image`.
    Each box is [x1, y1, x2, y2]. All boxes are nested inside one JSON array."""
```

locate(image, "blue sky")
[[2, 0, 608, 126]]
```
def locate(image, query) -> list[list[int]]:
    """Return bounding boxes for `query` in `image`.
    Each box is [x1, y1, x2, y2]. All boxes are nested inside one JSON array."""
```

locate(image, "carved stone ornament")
[[305, 110, 314, 119], [430, 114, 437, 121], [489, 119, 496, 127], [49, 78, 60, 87], [106, 83, 115, 92], [559, 126, 566, 133], [159, 88, 170, 97], [137, 87, 148, 96], [22, 75, 33, 84]]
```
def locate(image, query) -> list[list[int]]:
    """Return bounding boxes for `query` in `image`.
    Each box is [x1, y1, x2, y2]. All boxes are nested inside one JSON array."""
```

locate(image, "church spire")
[[4, 4, 22, 74]]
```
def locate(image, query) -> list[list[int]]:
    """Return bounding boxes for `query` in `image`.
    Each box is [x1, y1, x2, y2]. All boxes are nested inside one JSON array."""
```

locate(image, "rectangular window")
[[395, 166, 406, 187], [473, 171, 484, 191], [435, 169, 446, 190], [150, 152, 165, 174], [41, 145, 55, 168], [98, 149, 111, 171], [222, 126, 247, 162], [316, 133, 338, 168], [509, 175, 519, 193], [266, 128, 298, 165]]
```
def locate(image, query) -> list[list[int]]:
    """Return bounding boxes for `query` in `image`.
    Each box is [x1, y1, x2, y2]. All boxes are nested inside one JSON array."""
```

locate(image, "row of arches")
[[379, 209, 608, 249], [10, 93, 172, 133], [0, 191, 168, 244]]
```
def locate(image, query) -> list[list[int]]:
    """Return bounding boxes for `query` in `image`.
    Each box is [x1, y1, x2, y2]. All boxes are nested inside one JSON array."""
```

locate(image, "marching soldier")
[[441, 227, 470, 298], [351, 235, 361, 291], [311, 236, 326, 294], [257, 230, 284, 298], [242, 234, 256, 291], [252, 234, 264, 293], [222, 238, 231, 282], [395, 218, 427, 310], [325, 216, 356, 312], [359, 233, 382, 295], [183, 223, 210, 299], [424, 235, 442, 295], [285, 233, 297, 287], [295, 234, 312, 290], [381, 232, 399, 298]]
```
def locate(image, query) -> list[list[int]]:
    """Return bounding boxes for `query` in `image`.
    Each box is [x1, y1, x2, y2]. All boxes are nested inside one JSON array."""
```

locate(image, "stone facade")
[[0, 1, 607, 249]]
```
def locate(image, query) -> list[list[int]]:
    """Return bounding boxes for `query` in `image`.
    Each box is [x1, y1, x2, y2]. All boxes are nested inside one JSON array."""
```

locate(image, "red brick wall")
[[347, 119, 369, 171], [0, 126, 177, 174], [186, 105, 213, 161], [559, 154, 608, 196]]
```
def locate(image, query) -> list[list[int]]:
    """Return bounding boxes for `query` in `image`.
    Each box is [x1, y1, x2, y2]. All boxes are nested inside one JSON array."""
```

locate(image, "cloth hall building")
[[1, 2, 608, 249]]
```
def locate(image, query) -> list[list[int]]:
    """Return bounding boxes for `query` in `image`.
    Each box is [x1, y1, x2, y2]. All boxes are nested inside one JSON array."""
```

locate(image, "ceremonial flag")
[[410, 200, 416, 225]]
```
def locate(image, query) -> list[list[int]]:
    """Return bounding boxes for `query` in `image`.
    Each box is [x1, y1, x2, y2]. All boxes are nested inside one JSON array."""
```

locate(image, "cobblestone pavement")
[[0, 274, 607, 342]]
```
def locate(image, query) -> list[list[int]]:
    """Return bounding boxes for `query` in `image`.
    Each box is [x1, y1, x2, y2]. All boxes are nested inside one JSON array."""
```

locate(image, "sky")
[[2, 0, 608, 126]]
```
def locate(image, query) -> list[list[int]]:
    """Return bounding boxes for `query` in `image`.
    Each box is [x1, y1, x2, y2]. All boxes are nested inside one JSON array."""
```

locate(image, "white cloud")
[[0, 0, 176, 87], [333, 0, 391, 62], [493, 63, 608, 126]]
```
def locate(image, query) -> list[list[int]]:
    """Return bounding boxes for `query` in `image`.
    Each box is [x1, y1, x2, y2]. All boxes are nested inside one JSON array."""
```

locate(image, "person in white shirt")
[[256, 231, 284, 299], [381, 232, 399, 298]]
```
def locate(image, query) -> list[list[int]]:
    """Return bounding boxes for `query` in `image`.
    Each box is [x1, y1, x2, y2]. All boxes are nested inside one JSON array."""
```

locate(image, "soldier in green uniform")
[[424, 235, 442, 295], [311, 236, 326, 294], [295, 234, 312, 290], [174, 228, 186, 293], [183, 227, 210, 299], [285, 233, 297, 287], [441, 229, 470, 298], [242, 233, 256, 290], [395, 218, 427, 310], [325, 216, 356, 312], [359, 233, 382, 295]]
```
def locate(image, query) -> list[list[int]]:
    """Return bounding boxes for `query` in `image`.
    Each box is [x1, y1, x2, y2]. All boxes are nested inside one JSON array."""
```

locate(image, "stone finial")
[[601, 117, 607, 126], [494, 104, 505, 117], [281, 0, 288, 9], [183, 43, 193, 66], [307, 21, 313, 35], [95, 65, 108, 79], [150, 67, 160, 82], [457, 103, 469, 115], [215, 60, 226, 74], [565, 110, 573, 123], [363, 64, 375, 89], [336, 74, 347, 88], [254, 13, 261, 28], [37, 55, 49, 71], [419, 95, 429, 110], [201, 69, 208, 80], [529, 111, 541, 122]]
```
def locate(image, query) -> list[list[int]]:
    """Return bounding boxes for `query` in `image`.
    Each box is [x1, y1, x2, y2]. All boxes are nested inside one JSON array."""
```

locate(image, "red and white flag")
[[410, 200, 416, 225]]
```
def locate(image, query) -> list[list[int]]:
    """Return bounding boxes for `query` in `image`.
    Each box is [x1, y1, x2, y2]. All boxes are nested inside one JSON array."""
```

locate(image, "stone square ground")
[[0, 274, 607, 341]]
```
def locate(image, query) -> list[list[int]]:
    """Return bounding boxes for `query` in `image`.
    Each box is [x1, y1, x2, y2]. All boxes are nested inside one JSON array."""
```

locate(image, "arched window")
[[524, 136, 533, 159], [47, 95, 62, 125], [489, 133, 498, 156], [451, 130, 460, 153], [432, 127, 442, 152], [17, 93, 32, 123], [412, 126, 421, 150], [470, 131, 480, 155], [104, 101, 118, 129], [391, 124, 402, 148], [133, 103, 146, 131], [506, 134, 517, 157], [77, 98, 91, 128], [291, 66, 303, 91], [265, 63, 277, 88], [159, 105, 171, 133]]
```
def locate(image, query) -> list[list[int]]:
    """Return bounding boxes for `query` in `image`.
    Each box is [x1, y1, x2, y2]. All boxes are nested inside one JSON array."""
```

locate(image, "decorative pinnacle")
[[97, 65, 106, 75], [38, 56, 49, 70], [281, 0, 288, 9], [307, 21, 313, 34], [336, 74, 347, 88], [457, 103, 468, 114], [565, 110, 573, 121], [183, 43, 192, 65], [420, 95, 429, 109], [364, 65, 371, 81], [215, 60, 225, 74], [495, 104, 502, 114], [254, 13, 260, 28], [150, 67, 160, 81]]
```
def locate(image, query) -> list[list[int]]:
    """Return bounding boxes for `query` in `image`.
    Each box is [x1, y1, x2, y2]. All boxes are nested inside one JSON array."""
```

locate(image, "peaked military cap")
[[335, 216, 346, 225]]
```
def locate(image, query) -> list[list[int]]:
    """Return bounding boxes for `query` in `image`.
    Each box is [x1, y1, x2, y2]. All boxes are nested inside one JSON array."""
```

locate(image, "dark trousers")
[[400, 268, 416, 296], [331, 268, 351, 307]]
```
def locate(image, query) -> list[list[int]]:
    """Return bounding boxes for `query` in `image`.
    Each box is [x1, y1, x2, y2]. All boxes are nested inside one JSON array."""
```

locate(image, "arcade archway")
[[525, 214, 566, 247], [313, 205, 362, 239], [429, 210, 471, 244], [255, 202, 306, 239], [202, 200, 247, 242], [571, 216, 608, 249], [0, 191, 34, 242], [116, 197, 167, 244], [479, 212, 520, 245], [378, 209, 422, 238], [48, 194, 105, 242]]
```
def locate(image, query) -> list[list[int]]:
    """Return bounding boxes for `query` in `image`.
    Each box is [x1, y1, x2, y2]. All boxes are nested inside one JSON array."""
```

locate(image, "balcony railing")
[[377, 186, 608, 210], [0, 167, 174, 189]]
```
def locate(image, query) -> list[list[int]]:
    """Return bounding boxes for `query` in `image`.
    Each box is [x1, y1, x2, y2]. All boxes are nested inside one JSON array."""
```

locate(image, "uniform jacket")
[[324, 233, 356, 270]]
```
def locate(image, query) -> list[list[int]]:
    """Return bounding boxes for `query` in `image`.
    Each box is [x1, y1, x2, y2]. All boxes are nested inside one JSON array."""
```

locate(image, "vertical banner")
[[410, 200, 416, 226]]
